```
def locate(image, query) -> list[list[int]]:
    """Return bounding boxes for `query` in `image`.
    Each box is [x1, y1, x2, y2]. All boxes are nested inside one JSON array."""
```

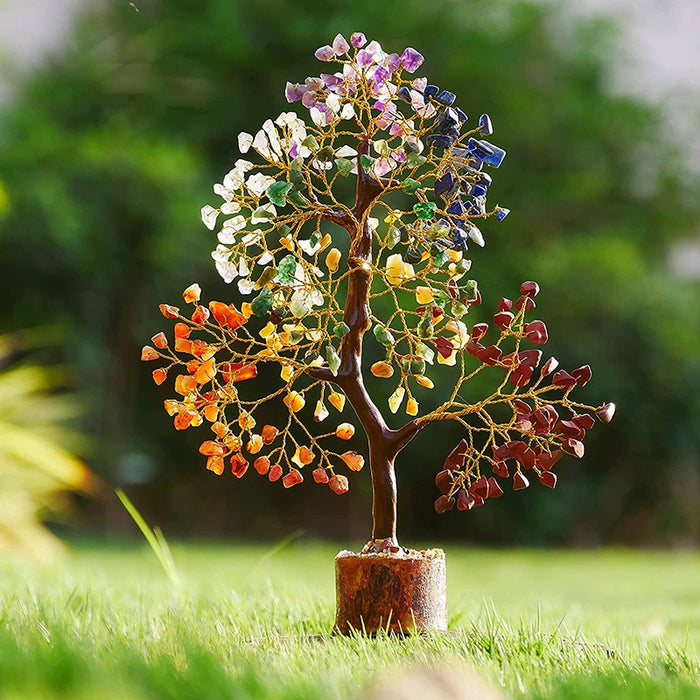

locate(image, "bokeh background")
[[1, 0, 698, 553]]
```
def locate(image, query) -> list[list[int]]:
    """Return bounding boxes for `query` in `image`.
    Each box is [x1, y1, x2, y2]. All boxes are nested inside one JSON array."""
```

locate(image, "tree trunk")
[[369, 442, 398, 544]]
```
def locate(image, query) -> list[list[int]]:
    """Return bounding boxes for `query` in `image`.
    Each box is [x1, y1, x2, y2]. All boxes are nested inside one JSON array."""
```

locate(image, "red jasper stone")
[[434, 495, 455, 513], [470, 323, 489, 340], [539, 471, 557, 488], [571, 365, 592, 387], [435, 469, 454, 494], [493, 311, 515, 329], [513, 472, 530, 490], [493, 461, 509, 478], [596, 402, 616, 423], [487, 477, 504, 498]]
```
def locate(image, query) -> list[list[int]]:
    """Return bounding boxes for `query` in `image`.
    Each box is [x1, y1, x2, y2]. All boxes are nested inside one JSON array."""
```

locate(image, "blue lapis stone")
[[471, 184, 487, 198], [426, 134, 456, 149], [434, 107, 460, 130], [468, 197, 486, 215], [495, 206, 510, 221], [435, 90, 456, 106], [423, 84, 439, 100], [451, 147, 469, 159], [446, 200, 466, 216], [450, 228, 469, 250], [455, 107, 468, 123], [434, 172, 456, 197], [479, 113, 493, 135], [399, 226, 409, 243], [396, 86, 412, 103], [475, 172, 492, 187], [467, 138, 506, 168]]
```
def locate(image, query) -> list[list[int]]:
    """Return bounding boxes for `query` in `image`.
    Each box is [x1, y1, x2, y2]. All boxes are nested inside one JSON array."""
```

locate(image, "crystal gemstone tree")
[[141, 32, 615, 634]]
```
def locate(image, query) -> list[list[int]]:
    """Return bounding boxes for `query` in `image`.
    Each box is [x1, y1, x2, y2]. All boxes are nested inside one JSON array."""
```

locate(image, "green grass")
[[0, 540, 698, 698]]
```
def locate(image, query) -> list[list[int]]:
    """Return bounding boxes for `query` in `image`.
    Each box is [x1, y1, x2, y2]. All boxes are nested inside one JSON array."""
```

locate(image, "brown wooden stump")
[[334, 548, 447, 635]]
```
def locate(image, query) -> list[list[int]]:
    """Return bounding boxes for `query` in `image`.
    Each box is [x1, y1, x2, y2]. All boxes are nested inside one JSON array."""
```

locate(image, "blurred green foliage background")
[[0, 0, 698, 546]]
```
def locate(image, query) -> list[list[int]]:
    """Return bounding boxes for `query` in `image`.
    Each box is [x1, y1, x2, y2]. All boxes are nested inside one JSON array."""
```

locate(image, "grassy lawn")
[[0, 539, 698, 698]]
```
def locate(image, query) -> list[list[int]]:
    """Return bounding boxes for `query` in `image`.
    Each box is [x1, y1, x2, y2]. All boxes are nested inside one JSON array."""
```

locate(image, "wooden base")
[[334, 548, 447, 635]]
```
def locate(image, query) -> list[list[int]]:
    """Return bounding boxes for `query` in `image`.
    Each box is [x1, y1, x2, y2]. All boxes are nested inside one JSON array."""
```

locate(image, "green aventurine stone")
[[417, 311, 434, 339], [276, 255, 297, 286], [253, 205, 275, 220], [316, 146, 335, 162], [360, 155, 374, 172], [266, 181, 293, 206], [290, 157, 304, 171], [310, 231, 321, 246], [450, 301, 468, 318], [457, 258, 472, 274], [373, 325, 395, 347], [287, 190, 310, 207], [334, 158, 354, 176], [288, 328, 304, 344], [406, 153, 427, 168], [463, 279, 479, 302], [332, 322, 350, 339], [325, 346, 341, 376], [416, 342, 435, 364], [401, 357, 426, 375], [277, 224, 291, 237], [413, 202, 437, 220], [401, 178, 421, 195], [290, 295, 312, 318], [255, 266, 276, 290], [251, 288, 274, 316], [433, 250, 450, 267], [387, 225, 401, 249], [289, 169, 305, 190], [301, 136, 319, 150]]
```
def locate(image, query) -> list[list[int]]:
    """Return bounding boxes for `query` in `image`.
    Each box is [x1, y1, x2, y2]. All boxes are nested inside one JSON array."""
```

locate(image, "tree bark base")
[[334, 548, 447, 635]]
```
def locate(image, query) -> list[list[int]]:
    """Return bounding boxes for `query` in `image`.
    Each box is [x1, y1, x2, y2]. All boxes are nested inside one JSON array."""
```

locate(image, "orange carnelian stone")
[[174, 323, 190, 339], [246, 434, 263, 454], [232, 365, 257, 383], [191, 305, 210, 324], [298, 446, 314, 465], [173, 412, 194, 430], [312, 468, 329, 484], [329, 474, 349, 494], [174, 338, 194, 354], [194, 358, 216, 384], [230, 453, 249, 478], [182, 283, 201, 304], [268, 464, 283, 482], [151, 332, 168, 349], [141, 345, 159, 361], [159, 304, 180, 319], [174, 374, 198, 395], [340, 451, 364, 471], [202, 404, 218, 422], [261, 425, 279, 444], [199, 440, 224, 456], [206, 455, 225, 475], [253, 456, 271, 475], [335, 423, 355, 440], [212, 422, 228, 438], [282, 469, 303, 488], [152, 368, 167, 385]]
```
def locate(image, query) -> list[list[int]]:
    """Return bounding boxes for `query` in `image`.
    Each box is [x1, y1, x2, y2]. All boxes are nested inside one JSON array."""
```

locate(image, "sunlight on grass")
[[0, 542, 697, 698]]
